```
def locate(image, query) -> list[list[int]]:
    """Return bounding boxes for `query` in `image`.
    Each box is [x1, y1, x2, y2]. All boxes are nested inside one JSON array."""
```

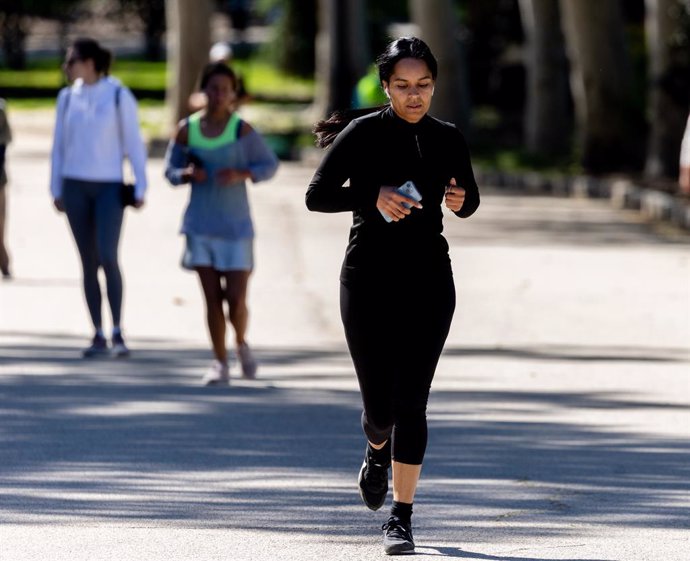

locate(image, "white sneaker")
[[201, 360, 230, 386], [237, 343, 258, 379]]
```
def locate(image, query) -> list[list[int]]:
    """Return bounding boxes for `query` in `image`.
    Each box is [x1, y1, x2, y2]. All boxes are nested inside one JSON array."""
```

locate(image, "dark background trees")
[[0, 0, 88, 69], [116, 0, 166, 61], [2, 0, 690, 188], [645, 0, 690, 179]]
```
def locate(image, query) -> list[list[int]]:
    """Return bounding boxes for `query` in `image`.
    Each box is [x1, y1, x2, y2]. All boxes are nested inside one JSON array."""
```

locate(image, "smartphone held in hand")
[[380, 180, 423, 223]]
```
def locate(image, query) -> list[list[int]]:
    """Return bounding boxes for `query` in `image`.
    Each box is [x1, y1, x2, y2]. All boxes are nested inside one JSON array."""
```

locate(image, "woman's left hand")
[[217, 168, 250, 186], [133, 198, 145, 209], [444, 177, 465, 212]]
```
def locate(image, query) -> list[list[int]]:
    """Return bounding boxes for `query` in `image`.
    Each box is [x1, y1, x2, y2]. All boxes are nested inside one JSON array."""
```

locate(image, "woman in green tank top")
[[164, 62, 279, 385]]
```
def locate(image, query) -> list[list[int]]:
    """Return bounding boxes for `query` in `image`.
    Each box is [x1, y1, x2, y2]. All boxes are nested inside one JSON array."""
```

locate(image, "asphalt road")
[[0, 113, 689, 560]]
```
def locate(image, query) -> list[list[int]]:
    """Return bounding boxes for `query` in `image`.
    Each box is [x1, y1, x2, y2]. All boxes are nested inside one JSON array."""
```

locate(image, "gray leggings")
[[62, 178, 124, 330]]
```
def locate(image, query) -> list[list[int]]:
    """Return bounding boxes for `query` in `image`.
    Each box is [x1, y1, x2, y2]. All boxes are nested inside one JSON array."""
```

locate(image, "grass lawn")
[[0, 57, 314, 101], [2, 63, 577, 170], [1, 57, 316, 150]]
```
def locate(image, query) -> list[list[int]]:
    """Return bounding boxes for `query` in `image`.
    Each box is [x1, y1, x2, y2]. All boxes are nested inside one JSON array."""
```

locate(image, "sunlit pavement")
[[1, 113, 689, 560]]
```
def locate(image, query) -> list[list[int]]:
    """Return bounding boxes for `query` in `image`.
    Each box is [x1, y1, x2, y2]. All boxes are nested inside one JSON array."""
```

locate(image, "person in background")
[[50, 37, 148, 357], [352, 63, 389, 109], [188, 41, 250, 113], [164, 62, 279, 385], [0, 97, 12, 279], [679, 112, 690, 195], [306, 37, 480, 555]]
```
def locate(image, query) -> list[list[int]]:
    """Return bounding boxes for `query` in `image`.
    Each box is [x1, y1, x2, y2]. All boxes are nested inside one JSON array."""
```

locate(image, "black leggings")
[[340, 270, 455, 465]]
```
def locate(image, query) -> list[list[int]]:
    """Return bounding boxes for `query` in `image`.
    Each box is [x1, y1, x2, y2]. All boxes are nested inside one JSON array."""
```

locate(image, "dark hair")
[[376, 36, 437, 84], [199, 61, 237, 91], [312, 107, 383, 148], [313, 36, 437, 148], [72, 37, 112, 75]]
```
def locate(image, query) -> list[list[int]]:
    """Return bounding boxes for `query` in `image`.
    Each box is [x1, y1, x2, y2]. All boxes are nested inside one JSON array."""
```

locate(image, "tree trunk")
[[644, 0, 688, 179], [141, 0, 166, 61], [1, 14, 28, 70], [269, 0, 317, 77], [409, 0, 470, 132], [313, 0, 368, 118], [165, 0, 212, 127], [518, 0, 570, 156], [559, 0, 644, 173]]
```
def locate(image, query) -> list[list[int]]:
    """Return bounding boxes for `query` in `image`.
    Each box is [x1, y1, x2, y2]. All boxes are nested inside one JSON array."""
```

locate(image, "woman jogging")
[[164, 62, 279, 385], [306, 36, 480, 554]]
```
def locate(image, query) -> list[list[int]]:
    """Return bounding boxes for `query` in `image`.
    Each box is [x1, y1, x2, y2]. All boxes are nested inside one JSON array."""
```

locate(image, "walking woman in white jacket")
[[50, 37, 148, 357]]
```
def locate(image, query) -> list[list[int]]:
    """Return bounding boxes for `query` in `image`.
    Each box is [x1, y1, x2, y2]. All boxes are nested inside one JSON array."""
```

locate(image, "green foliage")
[[232, 59, 314, 100], [470, 105, 580, 174], [0, 56, 315, 102], [110, 58, 167, 90], [1, 98, 55, 110], [472, 146, 581, 176], [0, 63, 63, 88], [0, 57, 167, 90]]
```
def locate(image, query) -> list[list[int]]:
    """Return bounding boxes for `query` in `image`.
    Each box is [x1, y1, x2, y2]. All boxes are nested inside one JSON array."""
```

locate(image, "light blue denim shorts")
[[182, 234, 254, 272]]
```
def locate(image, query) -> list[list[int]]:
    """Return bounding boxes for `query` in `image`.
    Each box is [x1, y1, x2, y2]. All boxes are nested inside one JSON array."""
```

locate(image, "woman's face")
[[62, 48, 92, 83], [204, 73, 237, 112], [382, 58, 435, 123]]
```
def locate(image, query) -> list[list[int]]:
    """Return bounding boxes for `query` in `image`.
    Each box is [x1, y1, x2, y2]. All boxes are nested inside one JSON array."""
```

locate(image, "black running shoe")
[[111, 333, 130, 358], [357, 447, 389, 511], [82, 334, 109, 358], [382, 515, 415, 555]]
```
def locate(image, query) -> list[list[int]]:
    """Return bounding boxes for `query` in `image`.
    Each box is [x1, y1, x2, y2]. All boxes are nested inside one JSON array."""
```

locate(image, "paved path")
[[0, 113, 689, 560]]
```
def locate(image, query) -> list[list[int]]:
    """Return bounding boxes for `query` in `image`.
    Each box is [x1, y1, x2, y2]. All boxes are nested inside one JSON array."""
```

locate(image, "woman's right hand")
[[680, 165, 690, 195], [53, 198, 65, 213], [184, 164, 207, 183], [377, 185, 422, 222]]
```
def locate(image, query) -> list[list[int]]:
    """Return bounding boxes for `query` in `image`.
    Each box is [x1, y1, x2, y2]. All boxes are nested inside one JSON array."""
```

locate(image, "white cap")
[[209, 42, 233, 63]]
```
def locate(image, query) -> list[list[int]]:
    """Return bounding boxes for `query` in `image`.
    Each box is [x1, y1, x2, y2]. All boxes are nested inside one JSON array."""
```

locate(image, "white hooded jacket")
[[50, 76, 148, 200]]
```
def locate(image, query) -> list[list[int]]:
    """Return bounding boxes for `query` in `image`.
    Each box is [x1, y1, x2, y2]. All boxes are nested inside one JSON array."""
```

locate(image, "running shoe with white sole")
[[202, 360, 230, 386], [82, 334, 109, 358], [237, 342, 257, 379], [382, 515, 415, 555]]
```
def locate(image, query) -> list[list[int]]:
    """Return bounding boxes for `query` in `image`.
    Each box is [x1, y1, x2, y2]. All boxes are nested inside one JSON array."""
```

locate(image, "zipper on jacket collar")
[[415, 134, 422, 158]]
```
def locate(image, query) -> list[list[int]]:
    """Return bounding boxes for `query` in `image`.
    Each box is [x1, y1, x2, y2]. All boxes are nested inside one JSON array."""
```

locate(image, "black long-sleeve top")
[[306, 106, 480, 285]]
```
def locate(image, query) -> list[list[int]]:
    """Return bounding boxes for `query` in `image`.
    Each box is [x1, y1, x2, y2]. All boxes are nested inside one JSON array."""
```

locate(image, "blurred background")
[[0, 0, 689, 192]]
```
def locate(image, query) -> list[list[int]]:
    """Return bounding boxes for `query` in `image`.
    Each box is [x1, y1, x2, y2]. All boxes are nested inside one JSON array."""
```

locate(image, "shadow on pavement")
[[429, 548, 612, 561], [0, 332, 687, 542], [442, 344, 688, 363], [448, 189, 690, 247]]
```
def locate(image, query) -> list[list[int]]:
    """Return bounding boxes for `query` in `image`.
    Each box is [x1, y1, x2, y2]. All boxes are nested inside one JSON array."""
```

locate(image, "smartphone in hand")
[[380, 180, 422, 223]]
